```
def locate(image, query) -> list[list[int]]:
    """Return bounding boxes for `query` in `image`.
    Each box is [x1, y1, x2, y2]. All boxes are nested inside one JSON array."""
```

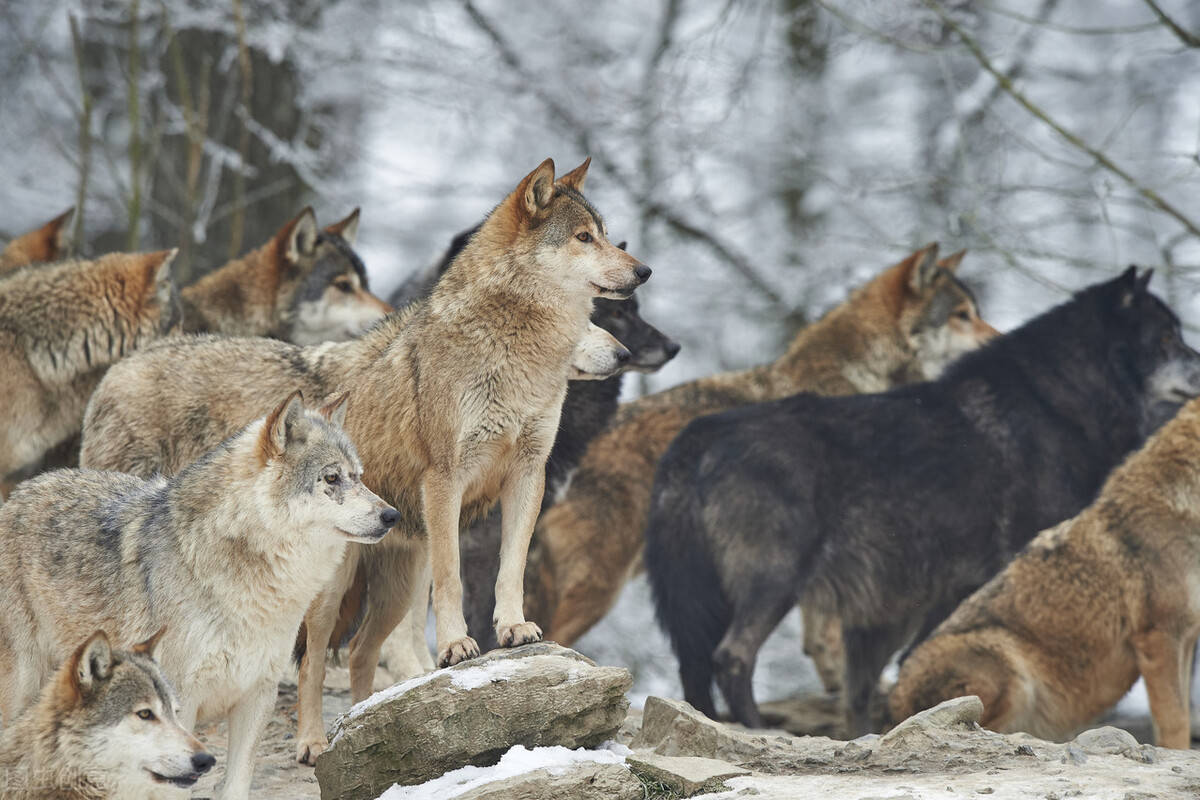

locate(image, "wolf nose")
[[380, 508, 400, 529], [192, 752, 216, 773], [615, 348, 631, 365], [634, 264, 651, 284], [665, 340, 681, 358]]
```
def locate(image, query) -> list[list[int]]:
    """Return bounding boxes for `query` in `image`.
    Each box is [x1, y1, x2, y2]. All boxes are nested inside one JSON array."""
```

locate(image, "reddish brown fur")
[[0, 207, 73, 273]]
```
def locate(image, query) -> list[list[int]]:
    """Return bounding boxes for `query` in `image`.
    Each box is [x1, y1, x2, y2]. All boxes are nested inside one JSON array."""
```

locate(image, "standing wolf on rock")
[[0, 630, 214, 800], [79, 157, 650, 766], [0, 249, 179, 495], [528, 243, 995, 693], [180, 206, 391, 343], [2, 391, 396, 800], [645, 267, 1200, 736], [0, 206, 74, 273]]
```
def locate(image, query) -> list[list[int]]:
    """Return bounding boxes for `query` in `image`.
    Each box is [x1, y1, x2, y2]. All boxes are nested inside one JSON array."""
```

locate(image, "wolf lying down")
[[0, 392, 396, 800]]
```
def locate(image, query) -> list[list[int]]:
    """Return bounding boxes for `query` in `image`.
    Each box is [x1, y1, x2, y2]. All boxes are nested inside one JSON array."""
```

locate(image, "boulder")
[[877, 695, 984, 752], [315, 643, 632, 800], [626, 753, 750, 797]]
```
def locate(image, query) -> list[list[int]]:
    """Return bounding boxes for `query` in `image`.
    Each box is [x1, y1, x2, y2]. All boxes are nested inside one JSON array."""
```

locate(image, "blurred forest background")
[[3, 0, 1199, 703]]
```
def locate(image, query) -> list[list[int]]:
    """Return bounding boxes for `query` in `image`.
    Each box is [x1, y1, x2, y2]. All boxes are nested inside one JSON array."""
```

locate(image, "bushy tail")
[[644, 453, 730, 720]]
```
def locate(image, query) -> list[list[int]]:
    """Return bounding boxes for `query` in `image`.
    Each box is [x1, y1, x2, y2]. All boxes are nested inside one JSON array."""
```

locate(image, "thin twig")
[[229, 0, 253, 258], [68, 13, 92, 256], [126, 0, 142, 249], [1142, 0, 1200, 48]]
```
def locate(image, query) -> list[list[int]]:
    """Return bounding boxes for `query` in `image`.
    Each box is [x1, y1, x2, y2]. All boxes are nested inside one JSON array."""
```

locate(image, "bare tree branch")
[[925, 0, 1200, 241], [1142, 0, 1200, 48]]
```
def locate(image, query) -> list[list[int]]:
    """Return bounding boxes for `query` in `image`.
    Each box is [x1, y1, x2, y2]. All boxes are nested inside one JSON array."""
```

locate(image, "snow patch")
[[374, 744, 627, 800]]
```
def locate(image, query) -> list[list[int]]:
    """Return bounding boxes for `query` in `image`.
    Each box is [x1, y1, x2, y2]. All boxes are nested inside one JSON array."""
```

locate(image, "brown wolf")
[[179, 207, 390, 342], [0, 629, 213, 800], [0, 250, 179, 492], [0, 207, 74, 273], [79, 157, 650, 765], [890, 395, 1200, 748], [529, 244, 996, 691]]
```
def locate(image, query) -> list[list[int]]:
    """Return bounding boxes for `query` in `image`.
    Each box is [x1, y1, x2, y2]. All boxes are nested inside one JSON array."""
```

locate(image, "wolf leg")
[[842, 622, 906, 738], [801, 602, 844, 695], [713, 589, 795, 729], [422, 469, 477, 666], [494, 464, 546, 648], [296, 553, 357, 766], [349, 543, 425, 699], [217, 677, 277, 800], [1134, 628, 1191, 748]]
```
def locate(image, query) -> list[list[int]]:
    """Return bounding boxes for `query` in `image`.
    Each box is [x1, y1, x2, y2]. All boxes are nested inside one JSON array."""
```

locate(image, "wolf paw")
[[497, 621, 543, 648], [296, 736, 327, 766], [438, 636, 480, 668]]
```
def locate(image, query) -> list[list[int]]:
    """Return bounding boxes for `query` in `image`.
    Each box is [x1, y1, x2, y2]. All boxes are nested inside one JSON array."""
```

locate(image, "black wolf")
[[644, 267, 1200, 735]]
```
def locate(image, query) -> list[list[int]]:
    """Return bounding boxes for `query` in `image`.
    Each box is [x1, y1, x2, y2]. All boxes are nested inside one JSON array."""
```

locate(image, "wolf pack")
[[0, 156, 1198, 799]]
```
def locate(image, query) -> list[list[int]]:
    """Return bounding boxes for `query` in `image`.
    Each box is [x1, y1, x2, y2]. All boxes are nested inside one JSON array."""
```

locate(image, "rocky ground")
[[191, 648, 1200, 800]]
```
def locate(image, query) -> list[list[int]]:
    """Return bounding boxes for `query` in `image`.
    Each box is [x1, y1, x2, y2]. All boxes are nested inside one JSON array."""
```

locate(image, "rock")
[[877, 695, 984, 751], [1072, 726, 1157, 764], [454, 762, 643, 800], [630, 696, 843, 774], [626, 753, 750, 797], [315, 643, 632, 800]]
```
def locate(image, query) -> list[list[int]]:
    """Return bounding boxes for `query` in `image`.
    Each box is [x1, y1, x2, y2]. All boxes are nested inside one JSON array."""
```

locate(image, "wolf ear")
[[71, 631, 114, 697], [320, 392, 350, 429], [261, 390, 307, 461], [1137, 267, 1154, 293], [556, 157, 591, 194], [1116, 265, 1150, 308], [324, 208, 360, 245], [904, 243, 941, 293], [46, 206, 75, 255], [131, 626, 168, 659], [142, 249, 178, 305], [937, 249, 966, 273], [519, 159, 557, 220], [284, 208, 320, 264], [616, 241, 628, 252]]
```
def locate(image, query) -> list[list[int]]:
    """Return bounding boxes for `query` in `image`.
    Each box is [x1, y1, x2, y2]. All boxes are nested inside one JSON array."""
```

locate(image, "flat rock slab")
[[315, 643, 631, 800], [454, 762, 643, 800], [627, 753, 750, 796]]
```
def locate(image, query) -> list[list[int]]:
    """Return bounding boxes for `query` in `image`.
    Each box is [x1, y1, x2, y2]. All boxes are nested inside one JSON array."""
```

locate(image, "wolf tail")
[[645, 448, 729, 720]]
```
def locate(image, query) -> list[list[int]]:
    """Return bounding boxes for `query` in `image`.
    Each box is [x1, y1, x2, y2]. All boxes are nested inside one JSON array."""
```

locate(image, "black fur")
[[644, 268, 1200, 734], [390, 223, 679, 651]]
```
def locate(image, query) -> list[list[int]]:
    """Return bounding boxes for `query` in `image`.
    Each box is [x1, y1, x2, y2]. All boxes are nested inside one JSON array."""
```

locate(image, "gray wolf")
[[890, 395, 1200, 749], [0, 249, 179, 494], [78, 157, 650, 766], [643, 267, 1200, 736], [3, 392, 396, 799], [0, 629, 213, 799], [180, 207, 391, 343], [528, 244, 993, 696], [0, 207, 74, 273]]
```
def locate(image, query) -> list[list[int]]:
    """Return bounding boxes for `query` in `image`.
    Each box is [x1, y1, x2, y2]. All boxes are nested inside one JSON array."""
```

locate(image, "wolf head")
[[1093, 267, 1200, 427], [257, 391, 399, 543], [569, 322, 632, 380], [48, 629, 213, 795], [889, 244, 998, 380], [282, 208, 393, 345], [0, 206, 74, 271], [591, 242, 680, 372], [483, 158, 651, 301]]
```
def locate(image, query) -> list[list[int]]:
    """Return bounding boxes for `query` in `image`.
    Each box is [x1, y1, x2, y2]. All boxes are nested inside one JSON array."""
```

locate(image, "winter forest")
[[3, 0, 1200, 704]]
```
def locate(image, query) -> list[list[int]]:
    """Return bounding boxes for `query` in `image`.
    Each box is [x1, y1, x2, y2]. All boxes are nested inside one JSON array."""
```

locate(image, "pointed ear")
[[556, 157, 591, 193], [71, 631, 114, 697], [519, 159, 556, 220], [1136, 267, 1153, 293], [905, 243, 941, 293], [260, 389, 306, 461], [616, 241, 628, 252], [48, 207, 75, 254], [320, 392, 350, 429], [1116, 265, 1140, 308], [142, 249, 178, 305], [131, 626, 167, 659], [283, 208, 319, 264], [324, 208, 360, 245], [937, 249, 966, 273]]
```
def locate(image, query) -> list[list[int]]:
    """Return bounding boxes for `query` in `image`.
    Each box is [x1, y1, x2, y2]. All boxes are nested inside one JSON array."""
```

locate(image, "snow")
[[373, 743, 629, 800]]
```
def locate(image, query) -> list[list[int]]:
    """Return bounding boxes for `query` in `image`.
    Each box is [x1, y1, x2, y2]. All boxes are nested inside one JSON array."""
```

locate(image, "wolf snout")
[[193, 752, 216, 774], [634, 264, 652, 284], [665, 339, 681, 358], [380, 507, 400, 529]]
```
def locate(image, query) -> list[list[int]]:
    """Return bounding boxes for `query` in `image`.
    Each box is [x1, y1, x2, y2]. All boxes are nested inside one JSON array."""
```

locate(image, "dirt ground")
[[190, 658, 1199, 800]]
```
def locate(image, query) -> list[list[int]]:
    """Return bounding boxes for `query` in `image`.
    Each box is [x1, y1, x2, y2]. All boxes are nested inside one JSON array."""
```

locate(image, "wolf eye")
[[955, 309, 972, 322], [324, 473, 339, 485], [332, 278, 354, 294], [136, 709, 156, 721], [576, 232, 592, 243]]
